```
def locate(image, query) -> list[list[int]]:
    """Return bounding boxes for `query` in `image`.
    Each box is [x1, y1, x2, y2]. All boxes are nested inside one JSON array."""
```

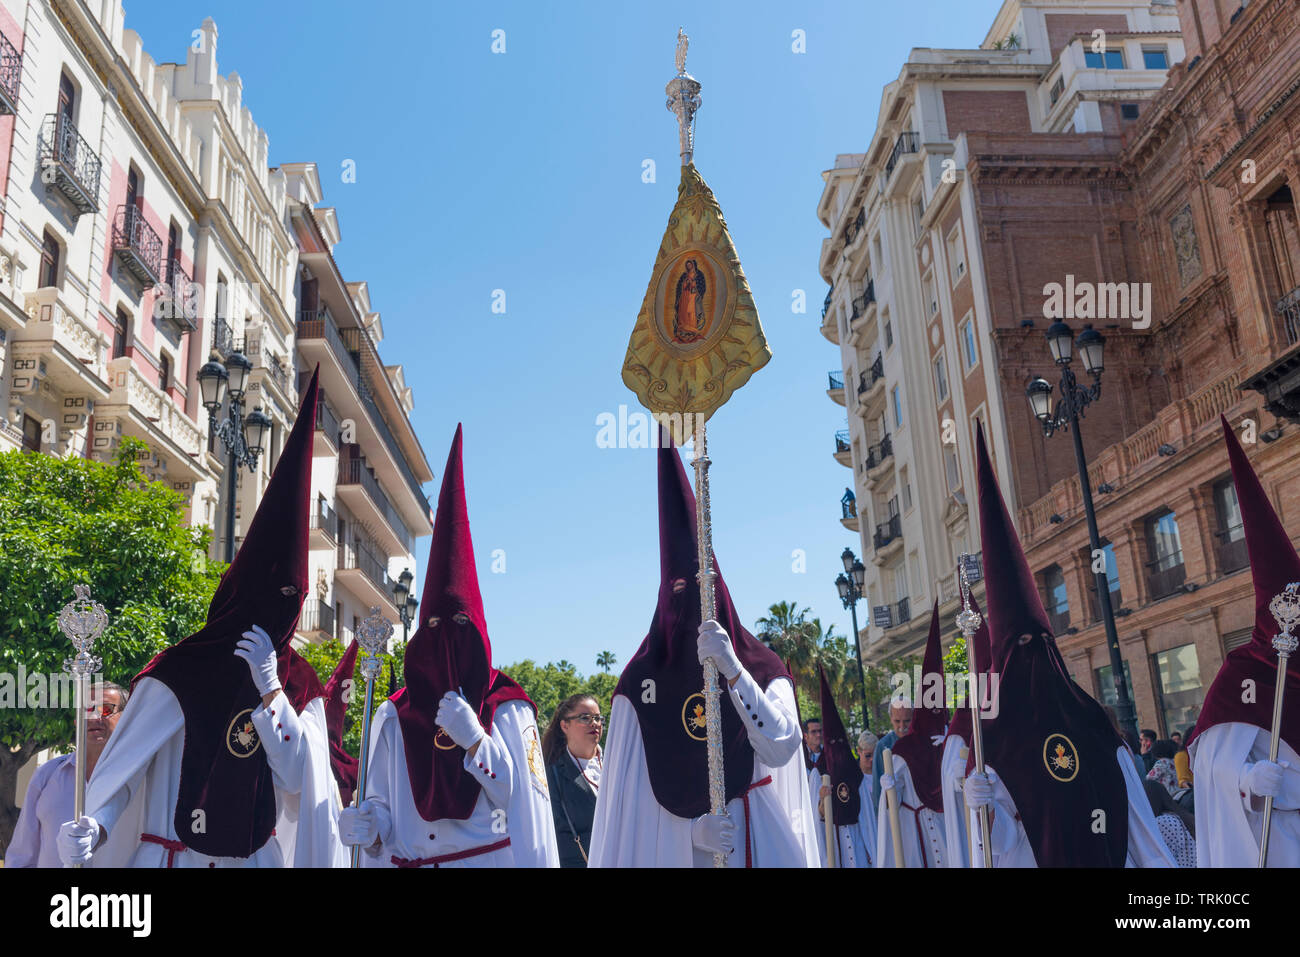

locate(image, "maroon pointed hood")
[[818, 667, 864, 826], [1188, 418, 1300, 753], [133, 367, 323, 858], [391, 425, 532, 821], [945, 592, 992, 745], [325, 639, 360, 806], [613, 437, 787, 818], [971, 423, 1128, 866], [890, 600, 948, 812]]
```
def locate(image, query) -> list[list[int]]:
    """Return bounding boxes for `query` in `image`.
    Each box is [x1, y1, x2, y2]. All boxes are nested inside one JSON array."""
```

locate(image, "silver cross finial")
[[666, 29, 702, 166]]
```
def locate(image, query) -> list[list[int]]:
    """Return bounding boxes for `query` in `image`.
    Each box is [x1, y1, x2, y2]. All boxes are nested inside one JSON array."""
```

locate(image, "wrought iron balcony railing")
[[316, 394, 343, 445], [1277, 285, 1300, 346], [1215, 526, 1248, 574], [842, 207, 866, 247], [892, 596, 911, 626], [300, 598, 335, 637], [822, 287, 833, 320], [851, 280, 876, 320], [154, 255, 198, 334], [1048, 608, 1071, 636], [885, 131, 920, 179], [310, 496, 338, 542], [0, 31, 21, 116], [828, 370, 844, 392], [212, 317, 245, 357], [858, 354, 885, 395], [834, 429, 851, 455], [865, 433, 893, 469], [338, 537, 394, 597], [339, 454, 414, 552], [39, 113, 101, 214], [1146, 555, 1187, 600], [841, 496, 857, 520], [873, 512, 901, 550], [112, 205, 163, 286]]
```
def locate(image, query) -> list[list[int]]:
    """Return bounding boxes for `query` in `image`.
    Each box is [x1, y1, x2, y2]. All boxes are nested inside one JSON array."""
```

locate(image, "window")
[[947, 225, 966, 283], [902, 477, 913, 512], [112, 307, 130, 360], [1049, 76, 1065, 106], [39, 230, 60, 289], [961, 317, 978, 370], [891, 384, 904, 428], [923, 273, 938, 319], [1213, 479, 1247, 573], [22, 414, 41, 452], [159, 353, 171, 392], [216, 273, 228, 320], [1141, 46, 1169, 70], [1145, 509, 1186, 598], [1042, 564, 1069, 632], [909, 552, 923, 602], [883, 315, 894, 350], [944, 446, 961, 493], [1088, 542, 1122, 620], [911, 194, 925, 239], [1120, 103, 1140, 120], [1151, 643, 1202, 738], [57, 71, 75, 123], [1094, 661, 1134, 711], [1084, 49, 1126, 69], [166, 223, 180, 283], [933, 352, 949, 403]]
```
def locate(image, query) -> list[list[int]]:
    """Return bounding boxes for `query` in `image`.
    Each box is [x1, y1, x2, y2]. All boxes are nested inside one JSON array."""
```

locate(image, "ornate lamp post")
[[1025, 322, 1138, 746], [835, 546, 870, 730], [393, 568, 417, 640], [198, 350, 272, 563]]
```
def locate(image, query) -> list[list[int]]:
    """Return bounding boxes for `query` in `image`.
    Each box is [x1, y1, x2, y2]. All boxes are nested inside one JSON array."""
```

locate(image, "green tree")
[[596, 650, 616, 673], [756, 601, 862, 735], [297, 638, 406, 757], [498, 659, 617, 747], [0, 440, 225, 853]]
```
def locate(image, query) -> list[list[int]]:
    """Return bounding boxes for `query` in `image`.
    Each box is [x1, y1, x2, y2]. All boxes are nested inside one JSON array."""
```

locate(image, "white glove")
[[338, 800, 383, 847], [436, 691, 485, 750], [930, 734, 946, 748], [57, 815, 100, 866], [964, 770, 995, 809], [234, 625, 280, 696], [1243, 760, 1287, 799], [879, 772, 896, 793], [697, 619, 742, 681], [691, 813, 737, 855]]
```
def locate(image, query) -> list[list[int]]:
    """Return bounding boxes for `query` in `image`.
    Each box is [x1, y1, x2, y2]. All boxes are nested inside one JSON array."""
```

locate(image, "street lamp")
[[198, 350, 272, 562], [835, 547, 871, 731], [1024, 322, 1139, 746], [394, 568, 416, 639]]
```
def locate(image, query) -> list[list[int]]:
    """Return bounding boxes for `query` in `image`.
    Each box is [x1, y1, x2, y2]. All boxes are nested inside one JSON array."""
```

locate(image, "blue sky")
[[127, 0, 1001, 674]]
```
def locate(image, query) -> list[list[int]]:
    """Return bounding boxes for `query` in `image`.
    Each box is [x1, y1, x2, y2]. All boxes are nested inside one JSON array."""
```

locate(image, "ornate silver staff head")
[[666, 28, 702, 165], [356, 606, 394, 680], [1269, 582, 1300, 659], [955, 554, 982, 640], [60, 584, 107, 677]]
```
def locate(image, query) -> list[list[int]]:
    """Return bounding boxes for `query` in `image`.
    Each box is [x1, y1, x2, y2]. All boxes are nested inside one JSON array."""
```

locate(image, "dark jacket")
[[546, 753, 598, 868]]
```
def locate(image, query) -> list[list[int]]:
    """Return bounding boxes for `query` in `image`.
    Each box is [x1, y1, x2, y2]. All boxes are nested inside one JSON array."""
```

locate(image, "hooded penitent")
[[613, 439, 788, 819], [1188, 418, 1300, 754], [945, 592, 992, 747], [890, 600, 949, 812], [324, 638, 361, 806], [133, 367, 325, 859], [389, 425, 532, 821], [817, 667, 864, 826], [971, 423, 1128, 866]]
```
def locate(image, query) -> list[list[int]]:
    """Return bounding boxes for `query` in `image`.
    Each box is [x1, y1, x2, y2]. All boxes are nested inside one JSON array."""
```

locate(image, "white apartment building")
[[818, 0, 1182, 664]]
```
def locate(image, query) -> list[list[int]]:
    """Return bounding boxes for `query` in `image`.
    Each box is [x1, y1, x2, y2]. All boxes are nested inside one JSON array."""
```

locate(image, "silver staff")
[[59, 584, 108, 869], [1260, 581, 1300, 867], [956, 555, 993, 868], [350, 605, 394, 868]]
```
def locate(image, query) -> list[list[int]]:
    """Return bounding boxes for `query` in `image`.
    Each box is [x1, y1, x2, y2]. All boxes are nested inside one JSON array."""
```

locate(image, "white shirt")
[[568, 748, 601, 791], [7, 754, 76, 868]]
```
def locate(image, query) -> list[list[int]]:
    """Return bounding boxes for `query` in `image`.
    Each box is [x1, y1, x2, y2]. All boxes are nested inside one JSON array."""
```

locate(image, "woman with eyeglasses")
[[542, 694, 603, 867]]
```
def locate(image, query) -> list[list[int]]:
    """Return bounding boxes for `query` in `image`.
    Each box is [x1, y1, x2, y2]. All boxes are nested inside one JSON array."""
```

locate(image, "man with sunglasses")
[[7, 683, 126, 867]]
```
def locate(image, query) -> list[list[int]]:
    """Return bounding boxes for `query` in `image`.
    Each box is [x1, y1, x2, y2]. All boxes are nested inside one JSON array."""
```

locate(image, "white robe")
[[972, 746, 1175, 867], [809, 766, 875, 867], [940, 735, 973, 868], [588, 672, 820, 867], [875, 751, 947, 868], [358, 698, 559, 868], [83, 677, 343, 867], [1190, 722, 1300, 867]]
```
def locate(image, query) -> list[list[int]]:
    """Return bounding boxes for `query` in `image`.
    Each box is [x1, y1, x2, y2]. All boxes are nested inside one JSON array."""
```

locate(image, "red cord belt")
[[391, 836, 512, 868], [740, 775, 773, 868]]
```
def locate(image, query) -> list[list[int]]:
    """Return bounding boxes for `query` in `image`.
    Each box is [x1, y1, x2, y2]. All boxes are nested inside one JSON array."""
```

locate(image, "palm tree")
[[596, 650, 616, 673]]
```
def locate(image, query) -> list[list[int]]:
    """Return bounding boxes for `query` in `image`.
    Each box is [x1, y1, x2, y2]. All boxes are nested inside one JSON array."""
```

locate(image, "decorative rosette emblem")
[[836, 781, 851, 804], [226, 709, 261, 758], [682, 692, 708, 741], [1042, 733, 1079, 782]]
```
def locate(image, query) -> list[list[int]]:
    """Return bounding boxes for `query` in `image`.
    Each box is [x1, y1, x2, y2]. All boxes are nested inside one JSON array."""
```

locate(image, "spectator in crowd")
[[542, 693, 603, 867], [1170, 731, 1183, 749], [857, 730, 878, 809], [872, 697, 913, 801], [1144, 778, 1196, 867], [1148, 754, 1194, 814], [1140, 728, 1158, 772], [802, 717, 823, 769]]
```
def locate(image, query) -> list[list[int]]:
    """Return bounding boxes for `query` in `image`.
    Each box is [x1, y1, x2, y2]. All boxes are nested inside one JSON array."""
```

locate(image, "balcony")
[[833, 429, 852, 467], [244, 327, 293, 400], [112, 205, 163, 286], [309, 496, 337, 551], [1215, 528, 1248, 575], [884, 131, 920, 180], [1146, 555, 1187, 600], [1244, 286, 1300, 422], [873, 512, 901, 552], [39, 114, 101, 215], [337, 447, 414, 555], [153, 256, 198, 335], [1280, 286, 1300, 347], [841, 492, 859, 532], [336, 538, 399, 616], [842, 208, 866, 249], [300, 598, 335, 639], [314, 393, 343, 455], [857, 354, 885, 414], [11, 287, 110, 396], [821, 287, 833, 320], [297, 309, 430, 522], [891, 597, 911, 629], [865, 433, 893, 471], [212, 317, 245, 358], [0, 31, 21, 116], [1048, 609, 1071, 637], [827, 370, 846, 406], [1087, 584, 1123, 624], [851, 280, 876, 322]]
